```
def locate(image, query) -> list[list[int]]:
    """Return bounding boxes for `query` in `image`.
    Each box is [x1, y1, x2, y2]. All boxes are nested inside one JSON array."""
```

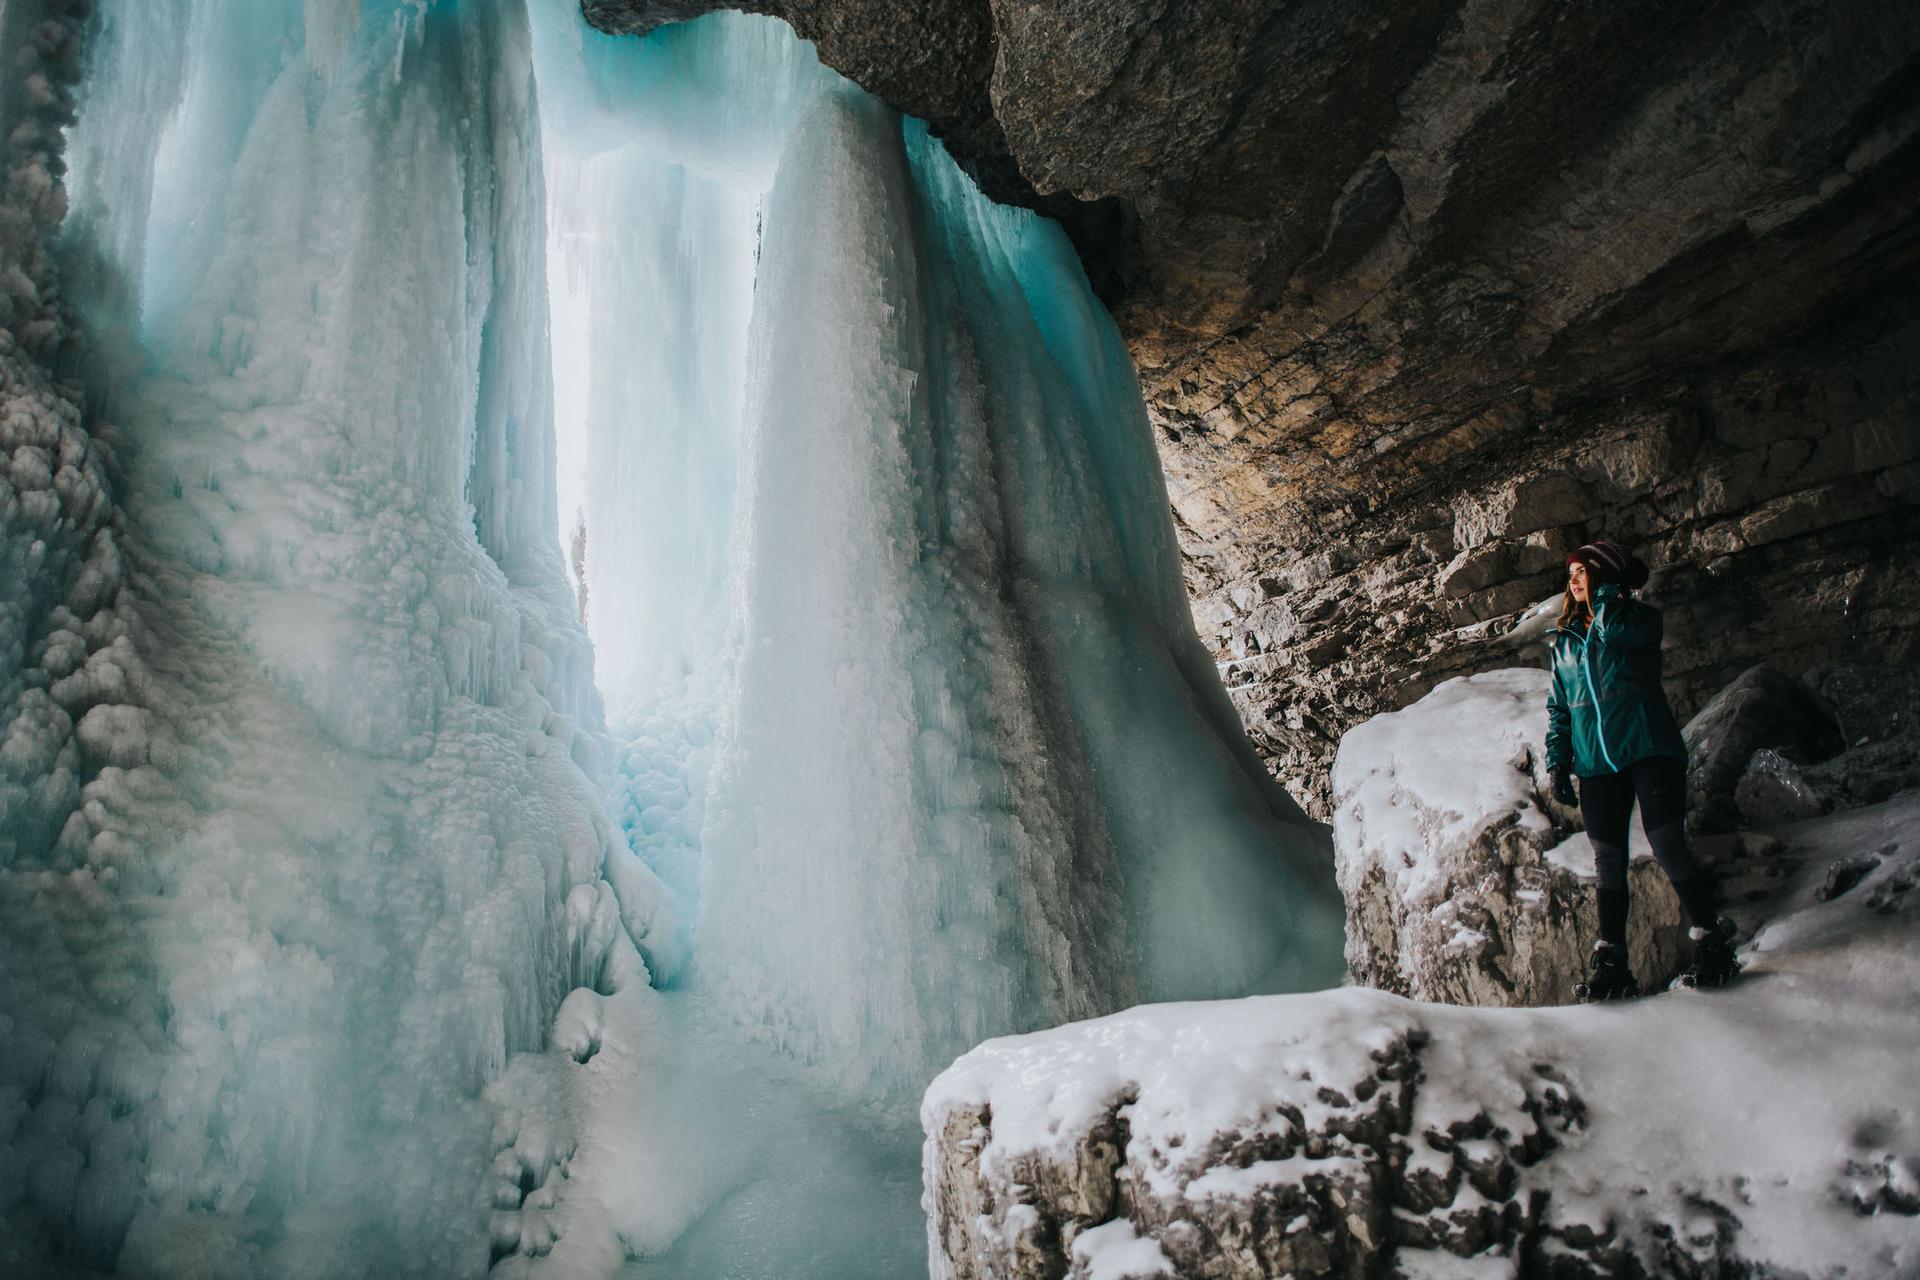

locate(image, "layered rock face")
[[586, 0, 1920, 812], [1204, 333, 1920, 815]]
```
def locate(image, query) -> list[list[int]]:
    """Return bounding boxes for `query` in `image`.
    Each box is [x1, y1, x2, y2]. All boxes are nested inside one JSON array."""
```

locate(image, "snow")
[[1392, 1248, 1520, 1279], [927, 789, 1920, 1277], [1333, 668, 1558, 902], [1069, 1218, 1175, 1278], [1185, 1155, 1369, 1201], [1541, 824, 1655, 877]]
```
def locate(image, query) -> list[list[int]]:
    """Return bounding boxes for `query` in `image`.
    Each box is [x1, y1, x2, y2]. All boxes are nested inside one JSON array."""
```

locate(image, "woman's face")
[[1567, 560, 1590, 604]]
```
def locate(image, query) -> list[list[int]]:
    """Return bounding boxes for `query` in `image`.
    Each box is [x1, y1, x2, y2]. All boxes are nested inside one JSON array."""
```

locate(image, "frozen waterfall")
[[0, 1, 1343, 1276], [538, 9, 1345, 1106]]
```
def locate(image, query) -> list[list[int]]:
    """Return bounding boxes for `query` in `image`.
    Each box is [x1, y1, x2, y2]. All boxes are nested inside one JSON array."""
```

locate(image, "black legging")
[[1578, 754, 1717, 942]]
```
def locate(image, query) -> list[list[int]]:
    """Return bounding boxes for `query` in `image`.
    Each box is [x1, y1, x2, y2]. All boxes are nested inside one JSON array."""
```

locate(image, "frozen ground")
[[925, 789, 1920, 1277]]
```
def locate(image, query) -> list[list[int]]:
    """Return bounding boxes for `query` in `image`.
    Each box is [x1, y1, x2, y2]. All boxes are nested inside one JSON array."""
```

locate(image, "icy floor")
[[616, 1001, 926, 1280], [489, 972, 927, 1280]]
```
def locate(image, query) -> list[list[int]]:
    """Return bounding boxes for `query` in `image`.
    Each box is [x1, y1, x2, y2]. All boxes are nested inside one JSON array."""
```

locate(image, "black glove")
[[1551, 766, 1577, 807]]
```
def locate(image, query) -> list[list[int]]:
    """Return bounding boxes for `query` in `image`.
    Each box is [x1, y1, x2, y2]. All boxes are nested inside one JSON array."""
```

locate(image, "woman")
[[1544, 539, 1737, 1000]]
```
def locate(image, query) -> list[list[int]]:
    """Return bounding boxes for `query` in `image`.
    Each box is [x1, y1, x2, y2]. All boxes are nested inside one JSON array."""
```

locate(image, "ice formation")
[[0, 1, 1344, 1275], [3, 2, 674, 1273], [535, 9, 1345, 1109]]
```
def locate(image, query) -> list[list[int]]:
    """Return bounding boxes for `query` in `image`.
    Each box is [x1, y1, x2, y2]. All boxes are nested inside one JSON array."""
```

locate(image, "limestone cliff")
[[585, 0, 1920, 812]]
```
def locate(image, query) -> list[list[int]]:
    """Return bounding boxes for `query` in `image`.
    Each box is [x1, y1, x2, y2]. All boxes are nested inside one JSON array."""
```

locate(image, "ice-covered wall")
[[1, 3, 1347, 1272], [0, 4, 143, 1269], [701, 92, 1345, 1100], [537, 12, 827, 715], [1, 2, 678, 1274], [534, 11, 1348, 1108]]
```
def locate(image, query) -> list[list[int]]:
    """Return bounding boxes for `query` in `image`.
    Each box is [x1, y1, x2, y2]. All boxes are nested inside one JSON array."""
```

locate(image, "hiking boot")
[[1674, 916, 1741, 990], [1575, 940, 1641, 1003]]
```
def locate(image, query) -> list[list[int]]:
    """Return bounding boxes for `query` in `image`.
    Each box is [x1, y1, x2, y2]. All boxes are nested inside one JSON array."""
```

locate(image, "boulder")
[[1734, 748, 1827, 828], [1332, 669, 1687, 1006], [1796, 664, 1920, 810], [923, 990, 1580, 1280], [1806, 663, 1920, 749], [1682, 664, 1842, 834]]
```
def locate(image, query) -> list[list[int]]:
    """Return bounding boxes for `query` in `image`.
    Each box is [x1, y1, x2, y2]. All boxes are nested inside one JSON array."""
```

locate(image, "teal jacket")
[[1546, 583, 1687, 778]]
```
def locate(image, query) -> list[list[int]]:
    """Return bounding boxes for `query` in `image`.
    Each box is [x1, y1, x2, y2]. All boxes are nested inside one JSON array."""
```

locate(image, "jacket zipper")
[[1577, 609, 1620, 773]]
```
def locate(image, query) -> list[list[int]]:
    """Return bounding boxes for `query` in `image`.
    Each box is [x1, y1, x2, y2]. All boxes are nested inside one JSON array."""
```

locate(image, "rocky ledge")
[[923, 794, 1920, 1279], [586, 0, 1920, 812], [1331, 669, 1691, 1007], [1329, 660, 1915, 1007]]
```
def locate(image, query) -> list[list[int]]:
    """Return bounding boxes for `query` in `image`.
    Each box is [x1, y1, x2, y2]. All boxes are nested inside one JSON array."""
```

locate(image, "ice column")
[[2, 2, 677, 1274], [693, 84, 1346, 1100], [533, 10, 1346, 1105], [535, 11, 828, 716]]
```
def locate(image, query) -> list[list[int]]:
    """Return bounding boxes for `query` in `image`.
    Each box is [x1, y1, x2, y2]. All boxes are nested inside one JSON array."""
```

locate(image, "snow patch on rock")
[[1333, 669, 1686, 1005]]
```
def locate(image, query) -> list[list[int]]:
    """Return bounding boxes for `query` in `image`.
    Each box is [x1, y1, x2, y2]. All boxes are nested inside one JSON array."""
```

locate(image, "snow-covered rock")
[[1332, 669, 1687, 1006], [924, 793, 1920, 1279]]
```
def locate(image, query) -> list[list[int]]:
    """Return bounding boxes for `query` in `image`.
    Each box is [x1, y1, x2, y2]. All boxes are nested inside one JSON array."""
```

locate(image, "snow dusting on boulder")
[[1332, 669, 1686, 1006]]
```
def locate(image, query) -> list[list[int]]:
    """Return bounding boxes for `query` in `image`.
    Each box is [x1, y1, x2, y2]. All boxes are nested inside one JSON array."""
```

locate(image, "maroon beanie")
[[1567, 538, 1650, 589]]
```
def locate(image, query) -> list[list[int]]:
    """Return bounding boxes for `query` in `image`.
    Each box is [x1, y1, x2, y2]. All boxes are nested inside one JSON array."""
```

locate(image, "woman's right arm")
[[1545, 643, 1571, 771]]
